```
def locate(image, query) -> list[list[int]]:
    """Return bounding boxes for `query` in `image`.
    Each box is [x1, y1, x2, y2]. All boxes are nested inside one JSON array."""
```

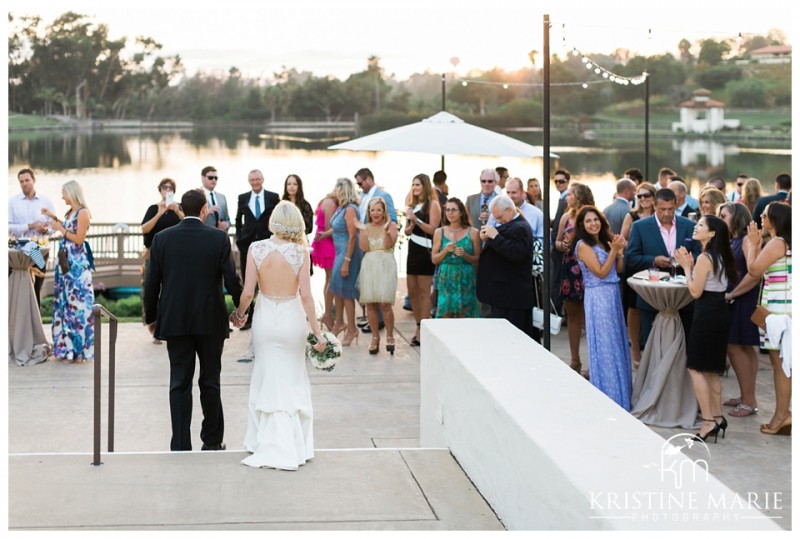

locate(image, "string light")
[[570, 47, 648, 85], [455, 77, 611, 88]]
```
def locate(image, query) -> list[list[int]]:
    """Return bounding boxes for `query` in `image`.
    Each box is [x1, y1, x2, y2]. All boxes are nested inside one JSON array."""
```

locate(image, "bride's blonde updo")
[[269, 200, 308, 244]]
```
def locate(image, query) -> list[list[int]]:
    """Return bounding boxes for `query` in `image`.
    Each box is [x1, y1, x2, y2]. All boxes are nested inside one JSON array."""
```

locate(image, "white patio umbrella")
[[328, 111, 558, 159]]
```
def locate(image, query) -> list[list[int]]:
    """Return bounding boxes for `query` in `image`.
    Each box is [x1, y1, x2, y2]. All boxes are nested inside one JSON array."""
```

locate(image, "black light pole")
[[441, 73, 446, 171], [542, 14, 551, 348], [644, 70, 650, 181]]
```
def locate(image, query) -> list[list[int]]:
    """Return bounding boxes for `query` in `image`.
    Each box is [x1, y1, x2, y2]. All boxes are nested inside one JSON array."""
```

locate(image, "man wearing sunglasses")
[[727, 173, 747, 202], [466, 169, 499, 231], [200, 166, 230, 232], [549, 169, 571, 315]]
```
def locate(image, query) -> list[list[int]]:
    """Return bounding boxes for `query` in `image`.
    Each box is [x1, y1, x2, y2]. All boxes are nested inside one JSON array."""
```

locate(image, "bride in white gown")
[[230, 201, 327, 470]]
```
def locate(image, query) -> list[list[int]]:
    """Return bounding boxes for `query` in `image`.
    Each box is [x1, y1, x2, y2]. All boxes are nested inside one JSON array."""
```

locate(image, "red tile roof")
[[750, 45, 792, 56]]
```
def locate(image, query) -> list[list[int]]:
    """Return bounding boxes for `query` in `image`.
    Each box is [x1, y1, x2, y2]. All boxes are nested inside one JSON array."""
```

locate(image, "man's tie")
[[209, 191, 219, 226], [254, 194, 262, 219], [480, 196, 488, 224]]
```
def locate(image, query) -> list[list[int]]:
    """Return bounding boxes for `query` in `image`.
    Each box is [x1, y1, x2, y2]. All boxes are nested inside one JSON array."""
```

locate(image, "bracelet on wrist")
[[344, 256, 351, 261], [233, 310, 247, 321]]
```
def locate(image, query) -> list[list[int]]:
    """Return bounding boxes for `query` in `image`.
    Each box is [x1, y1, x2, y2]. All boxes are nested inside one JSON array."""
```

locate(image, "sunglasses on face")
[[737, 182, 745, 186], [637, 193, 653, 199], [554, 179, 568, 184], [206, 175, 218, 180], [480, 179, 495, 184]]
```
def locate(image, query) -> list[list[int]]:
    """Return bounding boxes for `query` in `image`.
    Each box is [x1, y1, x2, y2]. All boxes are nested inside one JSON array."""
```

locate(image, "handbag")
[[57, 244, 69, 274], [531, 276, 563, 335], [531, 238, 544, 276], [750, 306, 769, 330]]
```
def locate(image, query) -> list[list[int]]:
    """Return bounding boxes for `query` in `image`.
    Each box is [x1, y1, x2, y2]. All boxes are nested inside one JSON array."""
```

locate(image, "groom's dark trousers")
[[144, 217, 242, 451]]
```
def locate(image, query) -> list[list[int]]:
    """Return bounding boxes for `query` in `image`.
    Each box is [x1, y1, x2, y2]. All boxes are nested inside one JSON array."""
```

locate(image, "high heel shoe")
[[342, 330, 359, 346], [369, 336, 380, 355], [694, 418, 721, 443], [569, 360, 581, 373], [330, 324, 346, 337], [386, 336, 395, 355], [760, 415, 792, 436], [713, 416, 728, 439], [320, 315, 335, 332]]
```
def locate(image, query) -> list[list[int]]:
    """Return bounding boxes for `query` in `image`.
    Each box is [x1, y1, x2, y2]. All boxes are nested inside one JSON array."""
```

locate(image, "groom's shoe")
[[201, 442, 226, 451]]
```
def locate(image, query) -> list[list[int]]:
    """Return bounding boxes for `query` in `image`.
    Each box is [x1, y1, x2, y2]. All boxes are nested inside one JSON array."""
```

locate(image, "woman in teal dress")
[[328, 177, 363, 346], [42, 180, 95, 363], [431, 197, 481, 318]]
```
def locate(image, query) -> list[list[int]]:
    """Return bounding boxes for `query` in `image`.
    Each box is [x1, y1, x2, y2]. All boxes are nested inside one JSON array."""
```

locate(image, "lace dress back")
[[250, 239, 307, 301]]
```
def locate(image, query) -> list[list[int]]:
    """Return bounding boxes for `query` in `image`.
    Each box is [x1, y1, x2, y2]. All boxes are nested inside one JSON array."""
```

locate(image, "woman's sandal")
[[760, 416, 791, 436], [729, 403, 758, 417], [723, 397, 742, 407]]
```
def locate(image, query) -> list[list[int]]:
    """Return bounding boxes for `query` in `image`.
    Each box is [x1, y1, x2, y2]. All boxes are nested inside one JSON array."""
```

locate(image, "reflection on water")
[[8, 128, 791, 224]]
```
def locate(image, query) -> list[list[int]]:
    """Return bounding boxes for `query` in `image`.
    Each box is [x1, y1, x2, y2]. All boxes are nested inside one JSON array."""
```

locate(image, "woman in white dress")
[[230, 201, 327, 470]]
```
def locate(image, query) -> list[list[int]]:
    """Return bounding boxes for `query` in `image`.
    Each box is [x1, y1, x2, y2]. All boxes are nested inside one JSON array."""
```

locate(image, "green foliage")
[[726, 79, 768, 107], [694, 65, 742, 90], [697, 38, 732, 67], [494, 99, 543, 126]]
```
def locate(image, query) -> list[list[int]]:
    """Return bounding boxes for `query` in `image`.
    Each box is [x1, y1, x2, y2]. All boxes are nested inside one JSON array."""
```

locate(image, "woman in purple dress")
[[574, 205, 631, 410]]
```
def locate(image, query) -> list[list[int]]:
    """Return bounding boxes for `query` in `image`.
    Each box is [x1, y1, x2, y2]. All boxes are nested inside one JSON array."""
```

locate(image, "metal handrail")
[[91, 303, 118, 466]]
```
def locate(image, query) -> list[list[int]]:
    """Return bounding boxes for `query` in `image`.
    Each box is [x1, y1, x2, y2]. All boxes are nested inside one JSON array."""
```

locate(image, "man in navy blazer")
[[145, 189, 242, 452], [477, 195, 536, 339], [626, 188, 700, 345], [753, 173, 791, 227], [235, 169, 280, 328]]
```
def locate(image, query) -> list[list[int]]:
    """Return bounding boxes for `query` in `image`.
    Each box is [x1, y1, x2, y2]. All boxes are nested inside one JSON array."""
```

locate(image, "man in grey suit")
[[465, 169, 498, 229], [603, 178, 635, 234], [200, 165, 230, 231]]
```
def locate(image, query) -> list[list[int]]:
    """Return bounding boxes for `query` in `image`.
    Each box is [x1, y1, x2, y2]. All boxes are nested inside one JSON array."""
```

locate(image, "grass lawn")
[[8, 113, 65, 130]]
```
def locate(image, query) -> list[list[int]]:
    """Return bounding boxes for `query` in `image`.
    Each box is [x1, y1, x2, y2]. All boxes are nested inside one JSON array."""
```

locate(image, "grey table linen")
[[9, 249, 51, 366]]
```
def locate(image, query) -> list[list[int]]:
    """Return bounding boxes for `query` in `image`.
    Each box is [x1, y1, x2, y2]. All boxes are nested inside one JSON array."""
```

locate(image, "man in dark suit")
[[234, 169, 280, 329], [477, 195, 536, 338], [549, 169, 571, 315], [626, 188, 700, 345], [603, 178, 635, 234], [144, 189, 242, 452], [753, 173, 791, 227], [668, 177, 698, 219]]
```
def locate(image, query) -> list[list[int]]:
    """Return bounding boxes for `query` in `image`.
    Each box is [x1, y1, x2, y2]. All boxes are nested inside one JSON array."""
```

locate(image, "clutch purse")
[[750, 305, 769, 330], [57, 245, 69, 274]]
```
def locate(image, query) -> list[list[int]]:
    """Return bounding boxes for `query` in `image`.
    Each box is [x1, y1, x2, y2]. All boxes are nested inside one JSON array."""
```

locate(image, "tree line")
[[8, 12, 790, 124]]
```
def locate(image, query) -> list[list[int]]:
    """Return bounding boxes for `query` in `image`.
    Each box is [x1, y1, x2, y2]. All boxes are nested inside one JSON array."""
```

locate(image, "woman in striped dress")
[[727, 202, 792, 436]]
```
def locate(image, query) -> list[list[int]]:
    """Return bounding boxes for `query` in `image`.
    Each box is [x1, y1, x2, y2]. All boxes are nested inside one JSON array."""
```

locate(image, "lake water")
[[8, 128, 792, 225]]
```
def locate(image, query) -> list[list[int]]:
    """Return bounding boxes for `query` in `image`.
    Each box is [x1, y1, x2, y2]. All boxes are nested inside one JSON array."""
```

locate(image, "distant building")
[[672, 89, 740, 134], [748, 45, 792, 65]]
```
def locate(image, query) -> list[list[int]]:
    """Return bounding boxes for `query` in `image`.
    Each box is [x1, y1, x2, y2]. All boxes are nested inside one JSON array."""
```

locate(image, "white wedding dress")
[[242, 239, 314, 469]]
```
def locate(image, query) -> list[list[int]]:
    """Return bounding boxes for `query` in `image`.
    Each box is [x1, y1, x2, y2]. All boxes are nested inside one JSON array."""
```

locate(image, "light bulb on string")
[[582, 83, 588, 89]]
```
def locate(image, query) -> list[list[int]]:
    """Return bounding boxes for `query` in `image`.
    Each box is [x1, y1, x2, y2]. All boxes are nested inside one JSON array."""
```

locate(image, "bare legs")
[[726, 344, 759, 411], [407, 274, 433, 341], [564, 299, 583, 371], [627, 307, 641, 366], [321, 267, 334, 330], [332, 295, 358, 345], [765, 350, 792, 430], [366, 303, 395, 354], [688, 369, 723, 438]]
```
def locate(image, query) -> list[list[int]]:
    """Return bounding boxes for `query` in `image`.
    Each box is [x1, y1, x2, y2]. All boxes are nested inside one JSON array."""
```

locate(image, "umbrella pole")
[[542, 13, 552, 350]]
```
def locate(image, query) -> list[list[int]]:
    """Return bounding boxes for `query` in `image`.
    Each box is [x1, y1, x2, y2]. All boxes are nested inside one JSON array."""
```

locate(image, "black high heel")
[[386, 336, 395, 355], [713, 416, 728, 439], [694, 418, 721, 443]]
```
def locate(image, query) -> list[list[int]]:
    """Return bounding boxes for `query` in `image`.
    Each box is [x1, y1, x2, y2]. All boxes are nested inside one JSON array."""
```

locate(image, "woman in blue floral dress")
[[574, 205, 631, 410], [431, 197, 481, 318], [43, 180, 94, 363]]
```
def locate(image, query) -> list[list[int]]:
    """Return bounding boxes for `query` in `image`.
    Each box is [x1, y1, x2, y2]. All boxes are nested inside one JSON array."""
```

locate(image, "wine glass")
[[669, 255, 680, 280]]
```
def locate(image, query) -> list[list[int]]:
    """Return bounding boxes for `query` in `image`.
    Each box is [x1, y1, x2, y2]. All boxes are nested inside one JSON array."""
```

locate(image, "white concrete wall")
[[419, 319, 781, 530]]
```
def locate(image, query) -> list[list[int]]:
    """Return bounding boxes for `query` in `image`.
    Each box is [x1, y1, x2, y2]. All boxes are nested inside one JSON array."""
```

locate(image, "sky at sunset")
[[8, 0, 794, 81]]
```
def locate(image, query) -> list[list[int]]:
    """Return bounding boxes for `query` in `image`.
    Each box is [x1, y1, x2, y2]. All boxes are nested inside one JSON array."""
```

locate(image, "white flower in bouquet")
[[307, 331, 342, 371]]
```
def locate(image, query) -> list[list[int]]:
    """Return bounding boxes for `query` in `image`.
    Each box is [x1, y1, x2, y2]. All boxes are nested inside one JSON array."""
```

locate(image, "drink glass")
[[648, 267, 660, 282], [669, 256, 680, 280]]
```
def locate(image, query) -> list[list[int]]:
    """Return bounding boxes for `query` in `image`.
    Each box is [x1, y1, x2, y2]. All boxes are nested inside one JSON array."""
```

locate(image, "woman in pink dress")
[[311, 191, 338, 330]]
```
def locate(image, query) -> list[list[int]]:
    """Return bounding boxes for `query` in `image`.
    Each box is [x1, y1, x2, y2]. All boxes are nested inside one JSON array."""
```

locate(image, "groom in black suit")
[[144, 189, 242, 451], [477, 195, 536, 339], [235, 169, 280, 329]]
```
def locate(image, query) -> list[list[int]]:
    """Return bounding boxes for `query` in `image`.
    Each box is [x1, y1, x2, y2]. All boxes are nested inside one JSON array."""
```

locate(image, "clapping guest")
[[141, 177, 184, 343], [717, 203, 760, 417], [41, 180, 94, 364], [620, 182, 657, 366], [555, 182, 594, 374], [674, 215, 738, 442], [431, 198, 481, 318], [404, 173, 441, 346], [699, 186, 726, 216], [311, 191, 338, 330], [726, 202, 792, 436], [283, 174, 314, 237], [355, 197, 398, 354], [574, 206, 631, 410], [329, 178, 363, 346]]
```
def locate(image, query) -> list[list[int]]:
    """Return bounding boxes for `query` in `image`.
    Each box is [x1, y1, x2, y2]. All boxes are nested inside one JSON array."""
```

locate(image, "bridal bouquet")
[[307, 331, 342, 371]]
